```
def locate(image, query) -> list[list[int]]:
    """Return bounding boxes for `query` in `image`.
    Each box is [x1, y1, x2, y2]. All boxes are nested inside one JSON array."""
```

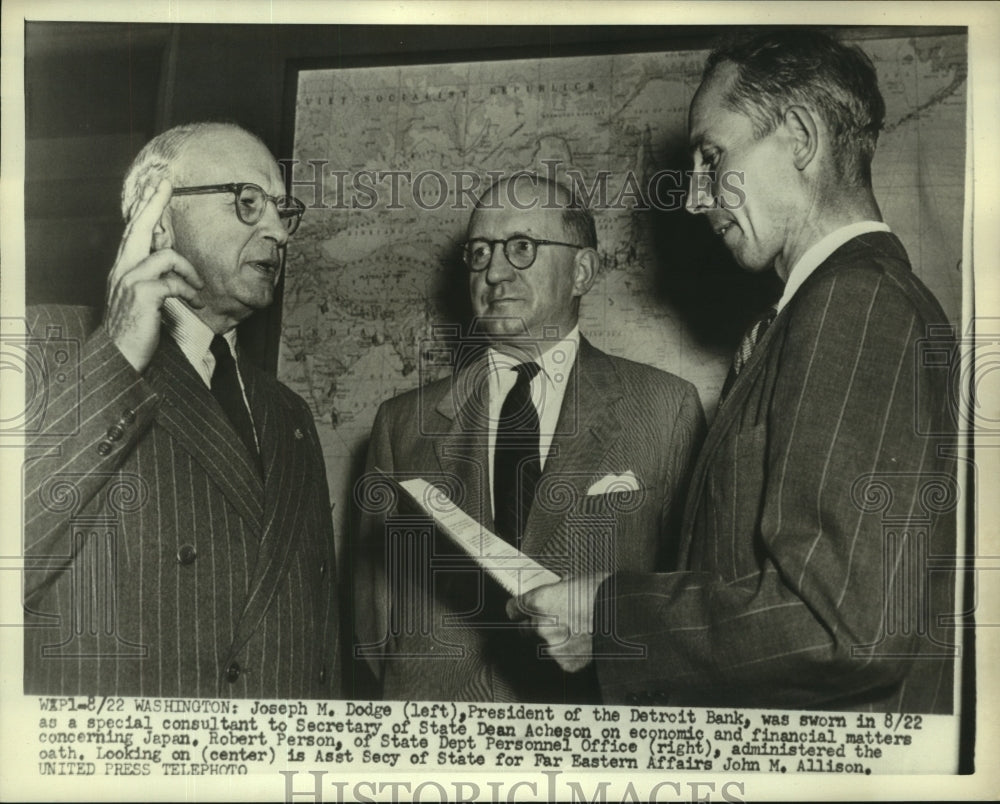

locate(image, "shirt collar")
[[162, 298, 238, 373], [777, 221, 891, 311], [487, 326, 580, 389]]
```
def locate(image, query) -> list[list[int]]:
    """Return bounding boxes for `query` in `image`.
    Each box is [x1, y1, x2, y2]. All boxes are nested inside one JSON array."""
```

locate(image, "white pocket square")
[[586, 471, 641, 496]]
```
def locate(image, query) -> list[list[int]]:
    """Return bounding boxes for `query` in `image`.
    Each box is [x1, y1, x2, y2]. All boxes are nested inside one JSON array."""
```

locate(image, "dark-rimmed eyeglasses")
[[171, 183, 305, 234], [462, 235, 584, 272]]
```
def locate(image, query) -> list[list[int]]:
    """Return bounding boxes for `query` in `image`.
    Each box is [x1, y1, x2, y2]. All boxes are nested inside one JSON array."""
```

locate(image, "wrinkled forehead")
[[173, 130, 283, 192]]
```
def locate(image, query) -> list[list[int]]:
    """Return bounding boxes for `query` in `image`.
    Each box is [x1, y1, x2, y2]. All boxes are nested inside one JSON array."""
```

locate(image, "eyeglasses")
[[462, 235, 584, 272], [171, 183, 305, 234]]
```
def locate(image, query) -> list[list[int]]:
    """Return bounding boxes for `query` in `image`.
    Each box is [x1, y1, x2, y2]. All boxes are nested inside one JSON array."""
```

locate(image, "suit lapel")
[[225, 358, 313, 658], [520, 339, 623, 558], [677, 301, 783, 564], [429, 353, 497, 691], [677, 231, 911, 564], [139, 332, 320, 675], [427, 340, 625, 565], [433, 351, 493, 529], [144, 334, 264, 529]]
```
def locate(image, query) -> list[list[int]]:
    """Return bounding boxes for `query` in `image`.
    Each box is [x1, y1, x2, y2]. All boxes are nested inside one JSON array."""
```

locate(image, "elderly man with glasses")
[[23, 122, 342, 699], [352, 172, 705, 703]]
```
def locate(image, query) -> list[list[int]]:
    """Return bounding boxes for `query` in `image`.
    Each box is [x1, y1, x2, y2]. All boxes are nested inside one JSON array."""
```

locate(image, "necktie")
[[720, 306, 778, 401], [493, 362, 541, 546], [210, 335, 261, 474]]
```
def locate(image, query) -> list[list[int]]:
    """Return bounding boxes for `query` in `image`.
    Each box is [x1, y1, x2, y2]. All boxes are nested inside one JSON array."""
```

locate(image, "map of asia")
[[279, 34, 967, 548]]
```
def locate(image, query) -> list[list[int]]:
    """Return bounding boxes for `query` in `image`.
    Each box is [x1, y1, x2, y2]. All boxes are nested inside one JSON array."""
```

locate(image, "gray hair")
[[703, 29, 885, 185], [119, 122, 263, 221]]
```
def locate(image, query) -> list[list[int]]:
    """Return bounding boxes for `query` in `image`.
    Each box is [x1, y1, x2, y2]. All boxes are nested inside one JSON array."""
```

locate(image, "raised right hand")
[[103, 179, 204, 372]]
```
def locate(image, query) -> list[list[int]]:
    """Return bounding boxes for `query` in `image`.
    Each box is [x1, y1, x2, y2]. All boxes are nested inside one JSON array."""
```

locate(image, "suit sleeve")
[[656, 381, 706, 571], [22, 306, 160, 602], [595, 267, 953, 708]]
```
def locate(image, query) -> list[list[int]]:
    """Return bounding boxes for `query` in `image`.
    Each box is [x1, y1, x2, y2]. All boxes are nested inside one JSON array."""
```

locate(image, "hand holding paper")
[[388, 472, 607, 672], [506, 572, 611, 673]]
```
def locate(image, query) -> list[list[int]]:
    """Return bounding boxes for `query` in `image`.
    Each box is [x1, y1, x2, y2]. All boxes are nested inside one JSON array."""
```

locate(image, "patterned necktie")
[[720, 306, 778, 401], [493, 362, 541, 546], [210, 335, 261, 475]]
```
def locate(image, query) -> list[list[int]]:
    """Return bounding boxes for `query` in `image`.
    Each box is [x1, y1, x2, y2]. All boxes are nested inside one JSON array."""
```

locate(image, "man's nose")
[[685, 169, 716, 215], [258, 201, 290, 246], [484, 242, 516, 283]]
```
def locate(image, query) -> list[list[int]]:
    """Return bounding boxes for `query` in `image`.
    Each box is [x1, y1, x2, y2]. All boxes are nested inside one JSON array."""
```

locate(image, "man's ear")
[[151, 206, 174, 251], [784, 105, 819, 171], [572, 248, 599, 297]]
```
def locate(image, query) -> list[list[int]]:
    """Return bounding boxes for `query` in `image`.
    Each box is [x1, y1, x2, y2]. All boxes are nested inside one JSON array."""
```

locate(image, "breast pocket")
[[579, 487, 650, 517], [560, 486, 658, 573]]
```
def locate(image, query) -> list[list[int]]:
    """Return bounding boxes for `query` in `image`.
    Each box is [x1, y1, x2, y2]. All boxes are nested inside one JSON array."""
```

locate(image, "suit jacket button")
[[319, 560, 328, 577], [107, 423, 125, 442], [121, 408, 136, 425], [97, 440, 112, 456], [225, 662, 241, 683], [177, 544, 197, 565], [318, 665, 327, 684]]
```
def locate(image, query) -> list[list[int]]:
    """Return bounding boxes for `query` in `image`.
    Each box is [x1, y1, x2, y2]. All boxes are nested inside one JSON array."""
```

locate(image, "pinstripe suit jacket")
[[22, 305, 341, 698], [353, 337, 705, 702], [595, 232, 958, 713]]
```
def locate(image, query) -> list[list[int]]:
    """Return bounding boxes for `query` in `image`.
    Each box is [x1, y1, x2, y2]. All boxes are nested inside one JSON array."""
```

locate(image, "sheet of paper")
[[393, 475, 560, 596]]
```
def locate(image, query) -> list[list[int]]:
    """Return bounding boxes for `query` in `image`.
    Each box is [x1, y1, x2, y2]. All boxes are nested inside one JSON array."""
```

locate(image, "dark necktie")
[[493, 362, 541, 546], [210, 335, 261, 474], [720, 306, 778, 401]]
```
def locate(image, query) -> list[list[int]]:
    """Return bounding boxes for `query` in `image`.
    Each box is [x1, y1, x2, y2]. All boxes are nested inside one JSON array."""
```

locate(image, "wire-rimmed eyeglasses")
[[462, 235, 584, 272], [171, 183, 305, 234]]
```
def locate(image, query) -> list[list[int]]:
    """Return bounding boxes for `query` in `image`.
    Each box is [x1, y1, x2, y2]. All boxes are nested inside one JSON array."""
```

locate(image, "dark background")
[[26, 22, 952, 367]]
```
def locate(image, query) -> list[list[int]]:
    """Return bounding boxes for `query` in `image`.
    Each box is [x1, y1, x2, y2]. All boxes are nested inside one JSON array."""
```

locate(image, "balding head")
[[121, 122, 272, 221], [471, 172, 597, 250], [135, 122, 288, 333]]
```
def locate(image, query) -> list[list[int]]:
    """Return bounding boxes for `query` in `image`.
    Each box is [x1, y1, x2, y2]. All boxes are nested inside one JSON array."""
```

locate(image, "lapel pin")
[[294, 428, 304, 440]]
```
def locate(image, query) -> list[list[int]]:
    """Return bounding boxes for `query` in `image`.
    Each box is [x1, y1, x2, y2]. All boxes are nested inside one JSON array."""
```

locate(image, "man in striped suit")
[[23, 123, 341, 698], [513, 30, 958, 713]]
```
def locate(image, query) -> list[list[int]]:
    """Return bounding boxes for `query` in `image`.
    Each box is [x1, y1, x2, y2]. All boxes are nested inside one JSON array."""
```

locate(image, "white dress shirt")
[[161, 298, 258, 445], [486, 327, 580, 514], [777, 221, 891, 311]]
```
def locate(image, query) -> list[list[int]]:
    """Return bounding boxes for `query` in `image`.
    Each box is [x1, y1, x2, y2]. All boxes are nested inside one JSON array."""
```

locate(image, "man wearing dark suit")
[[23, 122, 341, 698], [353, 174, 705, 703], [514, 30, 958, 713]]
